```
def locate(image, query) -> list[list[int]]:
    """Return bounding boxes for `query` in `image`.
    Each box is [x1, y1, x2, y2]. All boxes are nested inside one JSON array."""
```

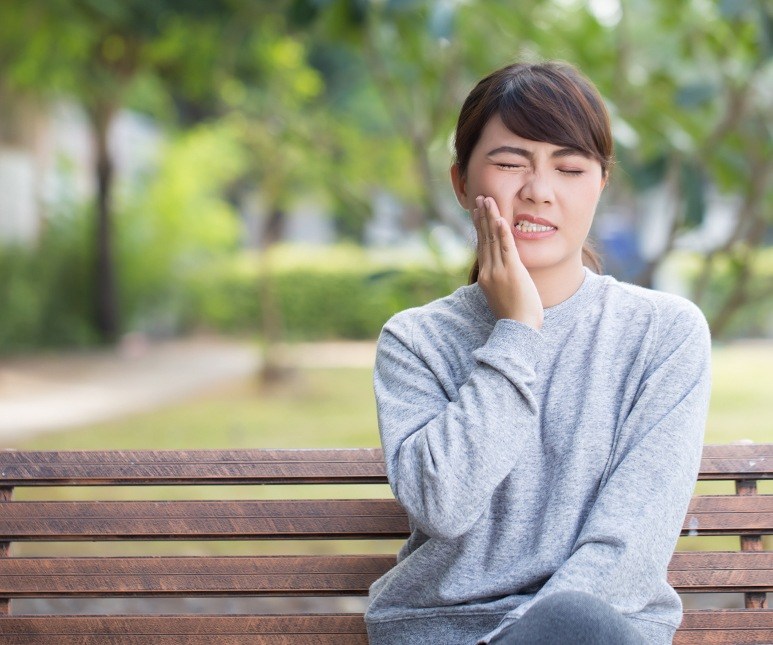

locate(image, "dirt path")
[[0, 336, 376, 444]]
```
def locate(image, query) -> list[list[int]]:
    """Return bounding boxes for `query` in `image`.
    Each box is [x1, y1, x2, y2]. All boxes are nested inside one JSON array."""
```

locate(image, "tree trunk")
[[89, 102, 120, 343], [634, 155, 683, 288], [708, 258, 751, 338], [258, 205, 294, 385]]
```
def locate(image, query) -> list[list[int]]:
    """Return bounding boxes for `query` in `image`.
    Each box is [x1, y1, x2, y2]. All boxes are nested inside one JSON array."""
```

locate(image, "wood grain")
[[1, 495, 769, 541], [1, 445, 770, 486], [0, 555, 395, 596], [0, 444, 770, 640], [0, 552, 770, 597], [0, 499, 409, 540], [0, 611, 771, 643]]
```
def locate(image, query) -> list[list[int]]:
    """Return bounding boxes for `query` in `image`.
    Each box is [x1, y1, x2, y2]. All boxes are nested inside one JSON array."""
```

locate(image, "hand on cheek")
[[473, 196, 544, 331]]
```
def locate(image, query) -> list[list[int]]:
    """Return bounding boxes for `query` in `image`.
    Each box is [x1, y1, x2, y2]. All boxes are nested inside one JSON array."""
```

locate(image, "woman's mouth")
[[515, 221, 555, 233], [513, 218, 557, 239]]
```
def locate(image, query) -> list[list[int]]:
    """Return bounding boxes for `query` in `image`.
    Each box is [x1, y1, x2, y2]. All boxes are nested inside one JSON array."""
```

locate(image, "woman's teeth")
[[515, 221, 555, 232]]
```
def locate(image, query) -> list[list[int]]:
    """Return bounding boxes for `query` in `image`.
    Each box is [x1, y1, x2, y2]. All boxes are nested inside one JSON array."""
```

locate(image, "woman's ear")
[[450, 163, 470, 209]]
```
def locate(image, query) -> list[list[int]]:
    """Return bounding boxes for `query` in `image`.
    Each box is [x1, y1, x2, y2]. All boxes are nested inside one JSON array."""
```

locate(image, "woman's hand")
[[473, 195, 544, 331]]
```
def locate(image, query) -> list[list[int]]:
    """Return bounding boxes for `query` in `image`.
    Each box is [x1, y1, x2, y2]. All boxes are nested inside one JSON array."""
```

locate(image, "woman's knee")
[[521, 590, 622, 629], [509, 591, 646, 645], [527, 590, 610, 617]]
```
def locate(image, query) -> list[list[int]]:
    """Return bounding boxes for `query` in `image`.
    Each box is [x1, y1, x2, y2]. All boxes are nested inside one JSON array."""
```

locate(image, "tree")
[[0, 0, 235, 342], [588, 0, 772, 334], [292, 0, 772, 336]]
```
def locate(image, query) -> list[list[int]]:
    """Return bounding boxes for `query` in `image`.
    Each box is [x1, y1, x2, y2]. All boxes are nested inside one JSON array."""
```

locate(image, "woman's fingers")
[[471, 196, 543, 329], [482, 197, 506, 268], [475, 195, 521, 272], [476, 196, 495, 267], [473, 204, 487, 262], [496, 211, 518, 267]]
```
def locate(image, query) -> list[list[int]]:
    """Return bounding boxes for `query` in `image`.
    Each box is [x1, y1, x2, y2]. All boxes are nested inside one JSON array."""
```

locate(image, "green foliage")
[[116, 122, 245, 335], [184, 245, 468, 339], [664, 249, 773, 338], [0, 208, 97, 352], [1, 0, 770, 346]]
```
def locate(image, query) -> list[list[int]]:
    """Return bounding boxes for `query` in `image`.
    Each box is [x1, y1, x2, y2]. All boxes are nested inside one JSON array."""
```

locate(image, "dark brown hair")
[[454, 62, 613, 283]]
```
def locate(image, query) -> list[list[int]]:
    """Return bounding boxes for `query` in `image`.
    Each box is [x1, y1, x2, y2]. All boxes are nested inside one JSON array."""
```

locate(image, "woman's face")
[[452, 113, 606, 276]]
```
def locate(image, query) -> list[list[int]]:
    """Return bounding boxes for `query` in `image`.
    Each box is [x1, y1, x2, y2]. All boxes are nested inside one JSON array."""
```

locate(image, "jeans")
[[487, 591, 649, 645]]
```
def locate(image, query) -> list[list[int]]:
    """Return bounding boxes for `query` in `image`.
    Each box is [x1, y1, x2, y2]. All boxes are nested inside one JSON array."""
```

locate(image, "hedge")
[[183, 254, 469, 340]]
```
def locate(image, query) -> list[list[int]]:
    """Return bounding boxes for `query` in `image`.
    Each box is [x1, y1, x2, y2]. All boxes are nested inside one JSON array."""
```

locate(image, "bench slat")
[[669, 552, 773, 570], [0, 552, 769, 596], [0, 555, 393, 596], [676, 610, 773, 643], [1, 496, 770, 541], [699, 459, 773, 479], [0, 614, 369, 644], [1, 445, 771, 486], [0, 611, 770, 643], [700, 445, 773, 459], [683, 495, 773, 535], [668, 552, 773, 592], [0, 449, 387, 486], [0, 500, 410, 540], [699, 444, 773, 479]]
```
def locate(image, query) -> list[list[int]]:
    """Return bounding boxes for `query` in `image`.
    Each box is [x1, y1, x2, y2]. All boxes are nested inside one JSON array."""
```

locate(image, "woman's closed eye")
[[496, 163, 585, 176]]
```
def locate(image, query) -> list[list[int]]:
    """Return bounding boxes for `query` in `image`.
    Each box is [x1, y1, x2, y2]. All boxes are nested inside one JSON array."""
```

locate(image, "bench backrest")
[[0, 444, 771, 644]]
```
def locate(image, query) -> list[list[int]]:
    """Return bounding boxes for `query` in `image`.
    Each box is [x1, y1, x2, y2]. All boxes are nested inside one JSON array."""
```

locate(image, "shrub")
[[0, 209, 96, 353], [183, 245, 469, 339]]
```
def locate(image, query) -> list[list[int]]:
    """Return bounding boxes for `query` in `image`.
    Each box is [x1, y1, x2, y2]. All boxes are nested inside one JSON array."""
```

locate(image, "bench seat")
[[1, 444, 770, 643]]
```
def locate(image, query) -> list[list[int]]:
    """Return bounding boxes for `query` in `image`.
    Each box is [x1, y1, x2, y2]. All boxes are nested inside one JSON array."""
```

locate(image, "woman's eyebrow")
[[552, 147, 590, 159], [486, 146, 532, 159], [486, 146, 589, 159]]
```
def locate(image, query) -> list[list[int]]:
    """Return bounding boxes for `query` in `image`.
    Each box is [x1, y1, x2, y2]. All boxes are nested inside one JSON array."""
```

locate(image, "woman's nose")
[[518, 171, 554, 204]]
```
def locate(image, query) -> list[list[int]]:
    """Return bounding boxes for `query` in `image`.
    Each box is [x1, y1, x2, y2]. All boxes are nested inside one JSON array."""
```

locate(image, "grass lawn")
[[704, 340, 772, 444], [13, 367, 381, 452], [13, 340, 770, 451]]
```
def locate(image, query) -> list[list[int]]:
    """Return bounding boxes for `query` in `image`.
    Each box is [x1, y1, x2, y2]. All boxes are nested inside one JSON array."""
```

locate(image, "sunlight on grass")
[[13, 340, 770, 452], [705, 340, 771, 444], [13, 367, 380, 452]]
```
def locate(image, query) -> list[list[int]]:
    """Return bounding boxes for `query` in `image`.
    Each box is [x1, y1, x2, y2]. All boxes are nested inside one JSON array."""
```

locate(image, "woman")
[[364, 62, 711, 645]]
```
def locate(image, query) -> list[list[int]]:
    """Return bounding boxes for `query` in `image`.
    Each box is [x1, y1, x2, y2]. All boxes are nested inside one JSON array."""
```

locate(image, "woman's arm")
[[375, 313, 544, 540], [376, 195, 546, 540], [482, 303, 712, 641]]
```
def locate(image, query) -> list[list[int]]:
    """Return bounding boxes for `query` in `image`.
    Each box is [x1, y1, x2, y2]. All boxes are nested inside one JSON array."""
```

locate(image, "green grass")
[[13, 341, 771, 451], [705, 341, 772, 444], [12, 367, 380, 452]]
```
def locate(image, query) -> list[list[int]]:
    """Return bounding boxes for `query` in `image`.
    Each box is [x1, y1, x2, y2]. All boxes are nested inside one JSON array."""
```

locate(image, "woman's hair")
[[454, 61, 613, 283]]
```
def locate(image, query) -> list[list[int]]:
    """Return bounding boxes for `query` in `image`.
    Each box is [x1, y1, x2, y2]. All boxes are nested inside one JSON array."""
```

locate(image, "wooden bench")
[[0, 444, 771, 644]]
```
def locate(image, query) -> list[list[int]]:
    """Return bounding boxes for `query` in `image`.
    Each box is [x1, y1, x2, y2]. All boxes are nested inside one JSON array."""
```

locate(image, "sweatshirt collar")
[[463, 267, 606, 330]]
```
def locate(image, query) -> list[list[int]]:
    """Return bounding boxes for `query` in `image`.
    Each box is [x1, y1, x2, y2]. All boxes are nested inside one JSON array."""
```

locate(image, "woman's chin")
[[516, 249, 581, 275]]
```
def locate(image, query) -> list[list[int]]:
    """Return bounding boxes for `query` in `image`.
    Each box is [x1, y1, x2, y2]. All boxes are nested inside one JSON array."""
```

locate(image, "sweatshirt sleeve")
[[374, 313, 545, 540], [482, 302, 712, 642]]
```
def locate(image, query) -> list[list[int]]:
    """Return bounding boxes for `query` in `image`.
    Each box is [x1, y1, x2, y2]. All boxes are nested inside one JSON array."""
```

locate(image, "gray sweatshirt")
[[365, 268, 712, 645]]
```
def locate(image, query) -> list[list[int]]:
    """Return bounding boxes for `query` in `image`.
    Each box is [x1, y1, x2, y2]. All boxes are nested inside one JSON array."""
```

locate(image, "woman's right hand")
[[474, 195, 544, 331]]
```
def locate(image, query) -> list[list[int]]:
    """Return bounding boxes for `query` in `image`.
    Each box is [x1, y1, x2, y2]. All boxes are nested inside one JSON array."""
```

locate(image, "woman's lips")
[[513, 214, 557, 240]]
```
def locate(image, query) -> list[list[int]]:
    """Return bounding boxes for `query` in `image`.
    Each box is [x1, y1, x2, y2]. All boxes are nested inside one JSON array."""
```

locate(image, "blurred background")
[[0, 0, 771, 453]]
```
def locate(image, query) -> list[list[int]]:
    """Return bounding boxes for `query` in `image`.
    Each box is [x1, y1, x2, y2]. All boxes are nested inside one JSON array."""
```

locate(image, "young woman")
[[364, 62, 712, 645]]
